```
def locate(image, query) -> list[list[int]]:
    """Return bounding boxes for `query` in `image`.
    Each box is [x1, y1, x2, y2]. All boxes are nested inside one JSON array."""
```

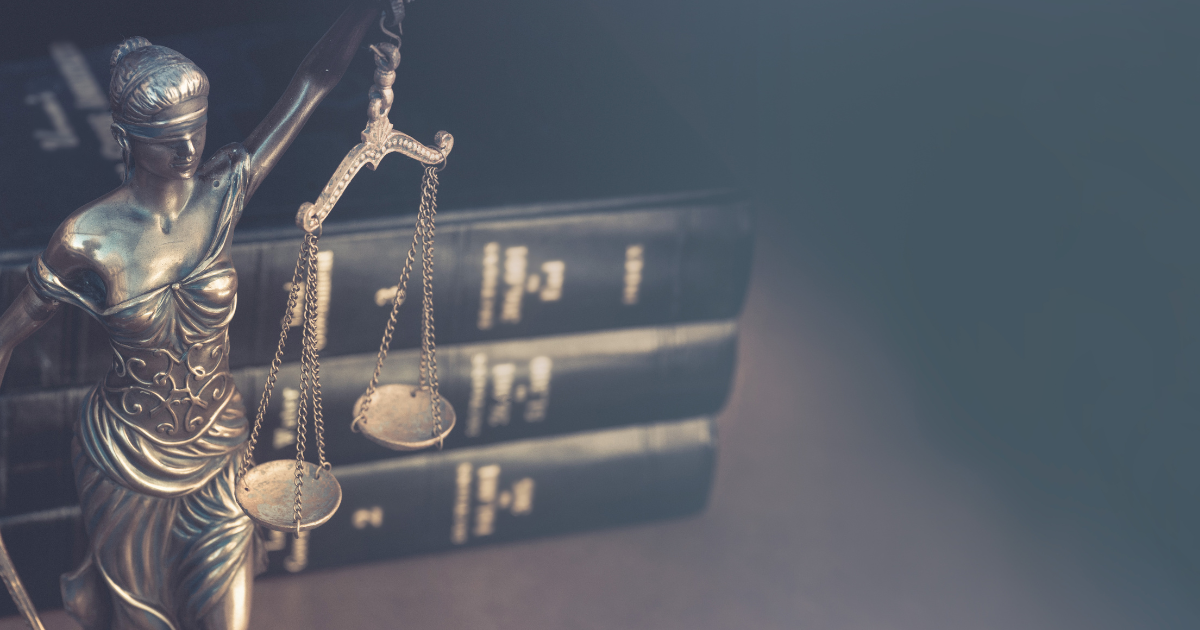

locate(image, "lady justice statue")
[[0, 2, 391, 628]]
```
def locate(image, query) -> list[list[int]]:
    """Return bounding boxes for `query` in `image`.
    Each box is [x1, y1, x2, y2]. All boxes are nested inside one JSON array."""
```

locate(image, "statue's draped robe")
[[27, 144, 263, 630]]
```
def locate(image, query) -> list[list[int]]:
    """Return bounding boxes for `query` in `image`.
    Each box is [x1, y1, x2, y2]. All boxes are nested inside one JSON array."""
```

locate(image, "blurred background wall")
[[584, 0, 1200, 622]]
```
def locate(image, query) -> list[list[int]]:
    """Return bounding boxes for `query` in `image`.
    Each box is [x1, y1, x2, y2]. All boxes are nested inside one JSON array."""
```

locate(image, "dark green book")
[[0, 322, 736, 515], [0, 416, 717, 614]]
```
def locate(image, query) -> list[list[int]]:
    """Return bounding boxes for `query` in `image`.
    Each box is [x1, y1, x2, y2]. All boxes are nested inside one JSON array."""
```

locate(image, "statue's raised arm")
[[241, 0, 380, 201]]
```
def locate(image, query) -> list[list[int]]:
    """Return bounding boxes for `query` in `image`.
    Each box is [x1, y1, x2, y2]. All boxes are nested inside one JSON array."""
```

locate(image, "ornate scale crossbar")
[[236, 14, 456, 535]]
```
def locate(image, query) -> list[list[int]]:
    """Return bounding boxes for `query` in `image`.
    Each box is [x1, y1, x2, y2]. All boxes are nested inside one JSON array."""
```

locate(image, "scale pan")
[[237, 460, 342, 533], [354, 383, 456, 451]]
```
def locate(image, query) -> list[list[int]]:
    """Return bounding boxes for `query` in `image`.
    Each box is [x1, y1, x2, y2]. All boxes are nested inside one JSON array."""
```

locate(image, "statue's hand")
[[382, 0, 408, 29], [370, 42, 402, 72]]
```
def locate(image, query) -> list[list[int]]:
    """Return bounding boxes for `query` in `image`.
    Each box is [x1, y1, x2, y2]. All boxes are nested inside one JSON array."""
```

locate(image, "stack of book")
[[0, 0, 752, 613]]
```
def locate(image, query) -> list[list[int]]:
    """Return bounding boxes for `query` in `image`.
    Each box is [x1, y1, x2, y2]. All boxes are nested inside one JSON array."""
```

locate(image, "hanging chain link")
[[354, 161, 445, 439], [238, 230, 326, 535], [417, 165, 444, 446], [241, 240, 308, 482], [291, 234, 313, 531], [302, 233, 329, 473], [292, 231, 329, 533], [416, 191, 431, 390], [353, 206, 423, 433]]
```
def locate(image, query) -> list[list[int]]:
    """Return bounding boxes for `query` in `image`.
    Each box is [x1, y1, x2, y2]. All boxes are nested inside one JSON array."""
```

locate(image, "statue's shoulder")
[[42, 188, 139, 275], [198, 142, 250, 181]]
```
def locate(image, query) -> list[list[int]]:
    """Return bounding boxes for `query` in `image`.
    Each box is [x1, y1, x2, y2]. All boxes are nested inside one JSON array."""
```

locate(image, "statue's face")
[[128, 97, 208, 180]]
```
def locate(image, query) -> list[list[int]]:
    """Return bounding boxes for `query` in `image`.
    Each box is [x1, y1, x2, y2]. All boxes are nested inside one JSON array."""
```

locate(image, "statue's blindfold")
[[117, 107, 207, 142]]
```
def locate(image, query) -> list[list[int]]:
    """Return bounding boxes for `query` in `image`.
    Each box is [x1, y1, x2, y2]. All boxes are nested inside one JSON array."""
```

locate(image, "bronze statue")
[[0, 2, 385, 628]]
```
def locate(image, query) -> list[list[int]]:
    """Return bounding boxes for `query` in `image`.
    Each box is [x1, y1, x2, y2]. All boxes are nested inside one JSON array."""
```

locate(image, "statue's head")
[[108, 37, 209, 182]]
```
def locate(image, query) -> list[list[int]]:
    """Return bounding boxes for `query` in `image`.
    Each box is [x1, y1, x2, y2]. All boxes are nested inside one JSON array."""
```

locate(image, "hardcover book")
[[0, 191, 751, 393], [0, 416, 718, 614], [0, 322, 737, 515]]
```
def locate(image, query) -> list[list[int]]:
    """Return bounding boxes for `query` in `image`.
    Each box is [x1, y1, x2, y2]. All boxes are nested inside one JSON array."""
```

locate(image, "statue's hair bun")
[[110, 37, 153, 70]]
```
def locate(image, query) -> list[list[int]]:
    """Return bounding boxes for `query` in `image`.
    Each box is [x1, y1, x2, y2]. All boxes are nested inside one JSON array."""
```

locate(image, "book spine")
[[0, 267, 91, 394], [0, 321, 736, 515], [0, 506, 85, 616], [0, 195, 751, 394], [235, 196, 752, 368], [262, 416, 717, 574], [0, 416, 715, 615], [0, 386, 86, 517]]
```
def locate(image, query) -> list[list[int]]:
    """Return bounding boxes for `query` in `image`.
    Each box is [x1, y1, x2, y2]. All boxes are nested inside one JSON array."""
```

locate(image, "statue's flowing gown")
[[27, 144, 263, 630]]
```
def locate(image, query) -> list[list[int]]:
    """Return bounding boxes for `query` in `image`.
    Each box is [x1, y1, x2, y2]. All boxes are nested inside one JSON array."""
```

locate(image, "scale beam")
[[296, 37, 453, 233]]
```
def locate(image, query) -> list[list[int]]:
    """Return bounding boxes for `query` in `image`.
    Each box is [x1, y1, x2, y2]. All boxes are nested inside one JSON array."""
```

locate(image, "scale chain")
[[293, 336, 309, 534], [352, 162, 444, 433], [416, 191, 431, 390], [418, 165, 445, 443], [352, 201, 423, 432], [306, 237, 330, 472], [241, 241, 308, 482], [292, 236, 314, 534], [293, 231, 329, 533]]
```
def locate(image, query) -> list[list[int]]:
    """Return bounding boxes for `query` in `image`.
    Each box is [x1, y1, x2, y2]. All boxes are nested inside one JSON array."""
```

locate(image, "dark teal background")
[[585, 0, 1200, 624]]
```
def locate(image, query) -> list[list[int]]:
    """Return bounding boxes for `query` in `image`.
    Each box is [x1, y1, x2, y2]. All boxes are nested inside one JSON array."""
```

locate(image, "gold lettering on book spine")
[[500, 246, 528, 324], [524, 356, 552, 422], [451, 462, 473, 544], [466, 353, 489, 437], [623, 244, 644, 305], [477, 243, 500, 330], [539, 260, 565, 302]]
